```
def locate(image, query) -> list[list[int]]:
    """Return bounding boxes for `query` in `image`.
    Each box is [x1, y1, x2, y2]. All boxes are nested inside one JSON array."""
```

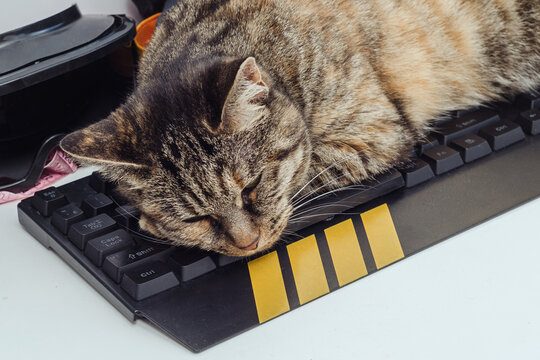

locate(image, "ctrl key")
[[121, 261, 179, 301]]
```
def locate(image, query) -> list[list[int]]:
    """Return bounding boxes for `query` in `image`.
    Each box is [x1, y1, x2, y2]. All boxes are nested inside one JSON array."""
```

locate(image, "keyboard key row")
[[103, 242, 174, 283], [400, 116, 530, 187]]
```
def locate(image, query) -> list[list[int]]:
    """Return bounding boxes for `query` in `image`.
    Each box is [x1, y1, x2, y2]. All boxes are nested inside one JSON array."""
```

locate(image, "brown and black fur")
[[61, 0, 540, 256]]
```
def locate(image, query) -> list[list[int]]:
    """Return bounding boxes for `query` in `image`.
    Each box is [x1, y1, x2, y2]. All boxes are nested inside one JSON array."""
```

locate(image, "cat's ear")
[[219, 57, 269, 133], [60, 112, 145, 167]]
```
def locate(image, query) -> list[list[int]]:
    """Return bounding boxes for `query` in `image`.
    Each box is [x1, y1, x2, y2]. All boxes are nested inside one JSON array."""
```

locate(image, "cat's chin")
[[214, 231, 279, 257], [217, 242, 275, 257]]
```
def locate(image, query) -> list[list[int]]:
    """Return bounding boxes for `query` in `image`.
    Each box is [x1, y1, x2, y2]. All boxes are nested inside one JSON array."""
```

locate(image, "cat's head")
[[61, 57, 311, 256]]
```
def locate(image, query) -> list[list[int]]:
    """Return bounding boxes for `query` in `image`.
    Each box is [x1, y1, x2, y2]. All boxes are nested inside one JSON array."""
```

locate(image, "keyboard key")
[[85, 229, 135, 266], [31, 187, 68, 216], [478, 121, 526, 151], [416, 134, 439, 154], [450, 134, 492, 163], [515, 90, 540, 111], [398, 158, 435, 187], [516, 110, 540, 135], [81, 193, 115, 217], [422, 145, 464, 175], [453, 106, 480, 118], [121, 261, 180, 301], [68, 214, 117, 250], [89, 171, 112, 193], [51, 204, 85, 234], [169, 248, 217, 281], [214, 254, 243, 267], [434, 109, 500, 144], [103, 242, 174, 283], [113, 205, 141, 228], [109, 189, 129, 205]]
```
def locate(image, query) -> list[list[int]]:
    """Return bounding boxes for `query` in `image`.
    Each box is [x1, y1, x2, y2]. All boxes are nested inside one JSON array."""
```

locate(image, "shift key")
[[103, 243, 174, 283], [435, 109, 499, 144], [68, 214, 117, 250]]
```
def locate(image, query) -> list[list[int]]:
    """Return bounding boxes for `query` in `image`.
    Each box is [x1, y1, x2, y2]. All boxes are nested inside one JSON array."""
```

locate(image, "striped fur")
[[61, 0, 540, 256]]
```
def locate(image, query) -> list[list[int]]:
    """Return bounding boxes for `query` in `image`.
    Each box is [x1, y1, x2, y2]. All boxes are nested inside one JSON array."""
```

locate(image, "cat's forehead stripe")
[[190, 0, 231, 26]]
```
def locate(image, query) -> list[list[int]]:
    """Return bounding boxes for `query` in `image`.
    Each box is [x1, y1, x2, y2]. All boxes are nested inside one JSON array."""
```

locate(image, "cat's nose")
[[238, 234, 260, 251]]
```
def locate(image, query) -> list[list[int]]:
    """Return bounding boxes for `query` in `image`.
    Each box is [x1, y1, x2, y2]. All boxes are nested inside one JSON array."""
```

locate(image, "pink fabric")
[[0, 149, 78, 204]]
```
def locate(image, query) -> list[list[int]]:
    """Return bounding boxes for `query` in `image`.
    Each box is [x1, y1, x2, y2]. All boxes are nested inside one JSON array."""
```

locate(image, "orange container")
[[134, 13, 161, 56]]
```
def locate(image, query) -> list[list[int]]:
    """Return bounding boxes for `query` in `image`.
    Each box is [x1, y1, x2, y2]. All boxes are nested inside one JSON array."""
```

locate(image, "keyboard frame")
[[17, 105, 540, 352]]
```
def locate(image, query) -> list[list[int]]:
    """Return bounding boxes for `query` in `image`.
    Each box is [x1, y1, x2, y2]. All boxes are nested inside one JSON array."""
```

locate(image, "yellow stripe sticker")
[[248, 251, 290, 323], [324, 219, 368, 286], [361, 203, 404, 269], [287, 235, 329, 304]]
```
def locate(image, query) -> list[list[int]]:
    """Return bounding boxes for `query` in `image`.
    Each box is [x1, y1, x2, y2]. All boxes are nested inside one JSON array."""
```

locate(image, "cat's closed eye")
[[183, 215, 210, 223], [241, 173, 262, 209], [183, 215, 220, 227]]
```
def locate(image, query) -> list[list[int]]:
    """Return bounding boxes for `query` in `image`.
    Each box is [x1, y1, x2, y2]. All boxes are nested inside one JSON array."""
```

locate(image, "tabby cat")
[[60, 0, 540, 256]]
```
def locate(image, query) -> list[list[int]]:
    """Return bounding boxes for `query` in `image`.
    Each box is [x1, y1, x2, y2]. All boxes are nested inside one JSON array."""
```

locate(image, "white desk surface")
[[2, 1, 540, 359]]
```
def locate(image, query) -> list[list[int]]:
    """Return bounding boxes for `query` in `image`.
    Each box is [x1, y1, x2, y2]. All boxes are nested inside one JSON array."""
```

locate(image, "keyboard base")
[[17, 133, 540, 352]]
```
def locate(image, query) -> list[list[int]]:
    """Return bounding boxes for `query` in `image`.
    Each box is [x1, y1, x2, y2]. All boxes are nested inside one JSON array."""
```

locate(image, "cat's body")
[[61, 0, 540, 256]]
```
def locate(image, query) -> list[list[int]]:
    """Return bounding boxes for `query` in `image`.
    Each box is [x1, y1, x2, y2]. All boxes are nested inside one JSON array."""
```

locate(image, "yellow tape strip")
[[361, 203, 404, 269], [287, 235, 329, 304], [248, 251, 290, 323], [324, 219, 368, 286]]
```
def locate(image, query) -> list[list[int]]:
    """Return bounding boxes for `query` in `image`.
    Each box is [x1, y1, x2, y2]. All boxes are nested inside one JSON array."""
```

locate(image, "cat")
[[60, 0, 540, 256]]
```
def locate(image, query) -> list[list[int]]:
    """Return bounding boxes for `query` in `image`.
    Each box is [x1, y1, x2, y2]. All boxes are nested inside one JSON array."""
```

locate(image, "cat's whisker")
[[294, 176, 381, 206], [290, 149, 378, 213], [280, 230, 304, 238], [105, 195, 174, 245], [288, 209, 375, 225], [289, 202, 353, 220], [289, 150, 367, 202], [290, 172, 350, 207], [291, 183, 371, 212], [115, 222, 174, 245], [287, 212, 355, 224], [109, 197, 142, 222]]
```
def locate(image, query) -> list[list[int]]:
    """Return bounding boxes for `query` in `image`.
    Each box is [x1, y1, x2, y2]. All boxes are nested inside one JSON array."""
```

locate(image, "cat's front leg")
[[303, 122, 417, 198]]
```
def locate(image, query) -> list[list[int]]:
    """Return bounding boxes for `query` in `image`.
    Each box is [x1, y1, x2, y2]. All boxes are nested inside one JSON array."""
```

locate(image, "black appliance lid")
[[0, 4, 135, 96]]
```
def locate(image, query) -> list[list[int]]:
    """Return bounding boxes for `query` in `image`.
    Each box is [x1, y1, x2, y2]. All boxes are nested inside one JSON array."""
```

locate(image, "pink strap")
[[0, 150, 78, 204]]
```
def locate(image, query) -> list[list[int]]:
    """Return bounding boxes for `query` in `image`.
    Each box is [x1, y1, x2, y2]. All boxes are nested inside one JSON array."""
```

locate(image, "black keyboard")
[[17, 92, 540, 352]]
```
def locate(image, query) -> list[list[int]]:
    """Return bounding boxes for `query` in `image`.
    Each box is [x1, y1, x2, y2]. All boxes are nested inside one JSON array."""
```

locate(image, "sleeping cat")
[[60, 0, 540, 256]]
